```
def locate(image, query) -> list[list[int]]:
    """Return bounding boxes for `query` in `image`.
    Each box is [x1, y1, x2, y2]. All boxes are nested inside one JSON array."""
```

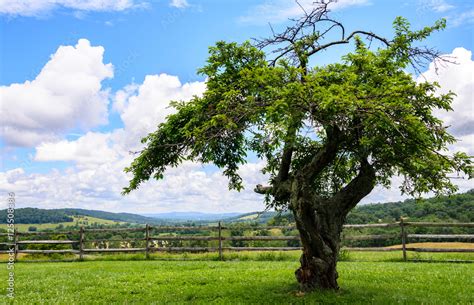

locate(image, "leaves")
[[123, 17, 472, 206]]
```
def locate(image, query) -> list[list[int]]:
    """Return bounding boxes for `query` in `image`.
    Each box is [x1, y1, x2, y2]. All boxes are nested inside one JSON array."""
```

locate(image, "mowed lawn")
[[0, 260, 473, 304]]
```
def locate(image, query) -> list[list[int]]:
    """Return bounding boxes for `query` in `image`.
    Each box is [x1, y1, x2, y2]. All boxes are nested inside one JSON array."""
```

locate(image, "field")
[[0, 259, 472, 304]]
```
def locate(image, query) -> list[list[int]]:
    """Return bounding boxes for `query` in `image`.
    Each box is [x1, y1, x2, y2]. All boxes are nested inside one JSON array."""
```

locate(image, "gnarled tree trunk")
[[289, 158, 376, 291], [291, 181, 344, 291], [255, 134, 376, 291]]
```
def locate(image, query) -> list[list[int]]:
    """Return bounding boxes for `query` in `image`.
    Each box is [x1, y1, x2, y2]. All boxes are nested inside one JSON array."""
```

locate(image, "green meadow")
[[1, 256, 472, 304]]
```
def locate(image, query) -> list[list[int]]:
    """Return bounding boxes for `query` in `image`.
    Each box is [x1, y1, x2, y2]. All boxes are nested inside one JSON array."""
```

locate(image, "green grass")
[[0, 260, 473, 304], [3, 249, 472, 263]]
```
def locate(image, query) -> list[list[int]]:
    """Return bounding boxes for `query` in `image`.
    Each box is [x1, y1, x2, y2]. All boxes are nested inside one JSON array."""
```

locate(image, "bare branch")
[[254, 184, 272, 194]]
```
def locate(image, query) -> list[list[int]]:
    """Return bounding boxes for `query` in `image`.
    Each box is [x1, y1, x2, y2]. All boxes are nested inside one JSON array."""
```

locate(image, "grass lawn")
[[0, 260, 472, 304]]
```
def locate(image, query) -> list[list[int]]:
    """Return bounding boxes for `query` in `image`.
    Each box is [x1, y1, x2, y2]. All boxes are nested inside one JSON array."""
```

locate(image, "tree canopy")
[[123, 17, 472, 205]]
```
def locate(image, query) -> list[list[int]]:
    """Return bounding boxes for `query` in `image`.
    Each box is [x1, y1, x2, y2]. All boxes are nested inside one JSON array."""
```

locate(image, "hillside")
[[223, 211, 278, 224], [0, 208, 158, 225], [60, 208, 158, 224], [144, 212, 241, 221], [267, 190, 474, 225], [0, 208, 73, 224], [346, 189, 474, 224]]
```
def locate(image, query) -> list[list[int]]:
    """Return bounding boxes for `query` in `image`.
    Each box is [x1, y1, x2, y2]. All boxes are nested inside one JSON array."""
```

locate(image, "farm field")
[[0, 260, 472, 304]]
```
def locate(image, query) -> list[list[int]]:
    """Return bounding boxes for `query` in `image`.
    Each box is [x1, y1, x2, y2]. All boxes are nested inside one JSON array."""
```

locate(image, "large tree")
[[123, 2, 472, 291]]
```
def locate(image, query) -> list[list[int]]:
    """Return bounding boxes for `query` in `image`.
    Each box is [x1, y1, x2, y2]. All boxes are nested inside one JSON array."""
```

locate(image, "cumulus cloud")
[[0, 158, 268, 212], [114, 74, 206, 150], [34, 73, 206, 163], [0, 71, 268, 213], [0, 39, 113, 147], [0, 0, 146, 17], [239, 0, 370, 24], [418, 47, 474, 141], [364, 47, 474, 204], [34, 132, 118, 166]]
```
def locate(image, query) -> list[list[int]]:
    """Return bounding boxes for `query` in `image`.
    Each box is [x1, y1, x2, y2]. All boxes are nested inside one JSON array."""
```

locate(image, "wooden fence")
[[0, 221, 473, 262]]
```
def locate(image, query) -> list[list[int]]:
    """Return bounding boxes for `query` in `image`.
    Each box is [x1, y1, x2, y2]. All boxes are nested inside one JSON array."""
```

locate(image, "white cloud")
[[0, 158, 268, 212], [0, 39, 113, 147], [449, 9, 474, 28], [0, 0, 146, 17], [418, 47, 474, 139], [363, 47, 474, 205], [418, 0, 454, 13], [35, 132, 118, 166], [114, 74, 205, 149], [170, 0, 189, 9], [239, 0, 370, 24], [0, 72, 268, 213]]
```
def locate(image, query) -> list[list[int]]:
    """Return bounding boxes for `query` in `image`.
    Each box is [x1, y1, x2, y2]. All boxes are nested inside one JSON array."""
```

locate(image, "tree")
[[123, 1, 472, 291]]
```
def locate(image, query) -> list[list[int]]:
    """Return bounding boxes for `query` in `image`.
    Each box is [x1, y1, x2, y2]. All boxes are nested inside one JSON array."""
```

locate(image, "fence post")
[[145, 224, 150, 259], [79, 226, 84, 261], [218, 221, 223, 261], [13, 229, 18, 262], [400, 218, 407, 261]]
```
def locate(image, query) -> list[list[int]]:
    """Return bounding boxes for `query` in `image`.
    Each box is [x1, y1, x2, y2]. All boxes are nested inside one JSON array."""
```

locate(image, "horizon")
[[1, 0, 473, 214], [2, 188, 472, 215]]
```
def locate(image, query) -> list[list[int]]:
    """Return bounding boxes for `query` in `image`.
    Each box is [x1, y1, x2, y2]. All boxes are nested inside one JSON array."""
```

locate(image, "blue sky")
[[0, 0, 473, 213]]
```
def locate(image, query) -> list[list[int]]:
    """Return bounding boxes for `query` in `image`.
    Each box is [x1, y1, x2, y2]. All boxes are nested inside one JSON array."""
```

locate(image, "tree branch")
[[254, 184, 272, 194], [331, 158, 376, 216], [306, 30, 390, 57], [301, 126, 342, 180]]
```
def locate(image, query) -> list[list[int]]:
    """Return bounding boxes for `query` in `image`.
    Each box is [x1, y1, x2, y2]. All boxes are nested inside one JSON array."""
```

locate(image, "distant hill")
[[0, 208, 73, 224], [222, 211, 278, 224], [144, 212, 241, 221], [59, 208, 159, 224], [346, 189, 474, 224], [0, 208, 159, 225]]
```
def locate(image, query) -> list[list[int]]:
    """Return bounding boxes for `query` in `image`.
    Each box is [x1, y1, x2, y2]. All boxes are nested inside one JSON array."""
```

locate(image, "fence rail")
[[1, 221, 473, 261]]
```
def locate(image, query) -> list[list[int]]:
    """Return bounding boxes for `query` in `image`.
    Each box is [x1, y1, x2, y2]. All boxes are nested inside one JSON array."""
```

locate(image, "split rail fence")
[[0, 221, 473, 262]]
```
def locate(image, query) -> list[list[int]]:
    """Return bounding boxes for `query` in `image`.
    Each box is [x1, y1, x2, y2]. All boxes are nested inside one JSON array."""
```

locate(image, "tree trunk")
[[291, 184, 344, 291]]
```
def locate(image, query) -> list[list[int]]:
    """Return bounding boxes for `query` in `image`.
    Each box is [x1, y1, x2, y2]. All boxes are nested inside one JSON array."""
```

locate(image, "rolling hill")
[[143, 212, 241, 221], [0, 208, 158, 225]]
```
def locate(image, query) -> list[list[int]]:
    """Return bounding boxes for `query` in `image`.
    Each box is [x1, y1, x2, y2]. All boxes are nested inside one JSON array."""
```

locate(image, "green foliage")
[[28, 226, 37, 232], [266, 189, 474, 225], [123, 17, 472, 208], [0, 207, 73, 224], [347, 189, 474, 224], [25, 234, 73, 260]]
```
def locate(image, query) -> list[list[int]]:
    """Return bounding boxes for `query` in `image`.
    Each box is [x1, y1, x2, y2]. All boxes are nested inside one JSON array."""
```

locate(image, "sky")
[[0, 0, 473, 214]]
